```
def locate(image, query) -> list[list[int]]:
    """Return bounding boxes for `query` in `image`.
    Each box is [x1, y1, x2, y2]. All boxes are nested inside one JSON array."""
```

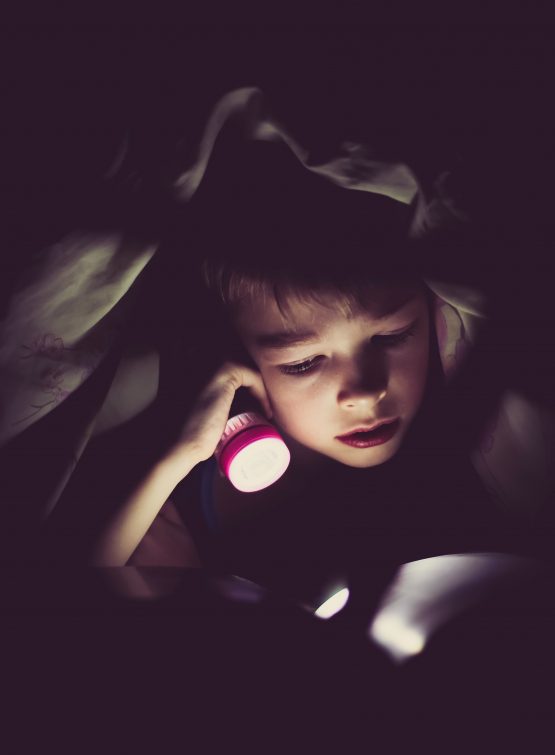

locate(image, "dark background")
[[2, 24, 554, 252], [3, 24, 555, 363]]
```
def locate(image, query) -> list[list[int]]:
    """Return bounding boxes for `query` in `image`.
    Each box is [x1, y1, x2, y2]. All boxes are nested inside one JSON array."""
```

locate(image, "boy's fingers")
[[218, 363, 273, 419]]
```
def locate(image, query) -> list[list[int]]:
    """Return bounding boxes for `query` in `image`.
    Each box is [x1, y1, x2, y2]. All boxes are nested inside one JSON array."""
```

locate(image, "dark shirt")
[[172, 438, 521, 606]]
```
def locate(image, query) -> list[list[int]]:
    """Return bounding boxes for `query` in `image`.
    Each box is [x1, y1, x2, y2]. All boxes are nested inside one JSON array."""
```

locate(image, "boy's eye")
[[373, 326, 416, 348], [278, 325, 417, 376], [279, 356, 324, 376]]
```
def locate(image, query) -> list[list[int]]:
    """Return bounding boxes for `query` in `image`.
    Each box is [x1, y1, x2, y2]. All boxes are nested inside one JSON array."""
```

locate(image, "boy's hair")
[[201, 254, 423, 321], [190, 141, 420, 319]]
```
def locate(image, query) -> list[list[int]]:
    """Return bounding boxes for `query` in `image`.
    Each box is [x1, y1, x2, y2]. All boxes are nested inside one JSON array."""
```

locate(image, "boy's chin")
[[334, 454, 396, 469]]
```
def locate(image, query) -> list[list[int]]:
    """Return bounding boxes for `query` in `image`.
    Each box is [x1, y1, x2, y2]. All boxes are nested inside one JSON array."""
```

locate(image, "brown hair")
[[190, 140, 420, 319], [200, 254, 423, 321]]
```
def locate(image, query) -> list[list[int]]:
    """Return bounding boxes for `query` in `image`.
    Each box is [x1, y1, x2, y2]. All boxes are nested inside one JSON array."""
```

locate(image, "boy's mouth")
[[335, 419, 400, 448]]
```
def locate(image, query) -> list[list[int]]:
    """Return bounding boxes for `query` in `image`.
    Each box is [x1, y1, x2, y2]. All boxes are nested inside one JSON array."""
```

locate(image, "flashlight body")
[[214, 412, 290, 492]]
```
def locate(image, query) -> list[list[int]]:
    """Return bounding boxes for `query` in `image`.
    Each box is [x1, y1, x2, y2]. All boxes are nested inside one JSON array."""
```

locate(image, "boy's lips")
[[335, 418, 400, 448], [336, 418, 398, 437]]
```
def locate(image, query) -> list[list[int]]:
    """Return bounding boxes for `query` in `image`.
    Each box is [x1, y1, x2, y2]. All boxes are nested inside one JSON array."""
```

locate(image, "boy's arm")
[[90, 361, 272, 567], [90, 450, 198, 566], [127, 498, 202, 568]]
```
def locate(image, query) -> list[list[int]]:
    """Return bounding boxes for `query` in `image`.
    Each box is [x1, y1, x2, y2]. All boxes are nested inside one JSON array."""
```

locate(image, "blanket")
[[1, 86, 552, 542]]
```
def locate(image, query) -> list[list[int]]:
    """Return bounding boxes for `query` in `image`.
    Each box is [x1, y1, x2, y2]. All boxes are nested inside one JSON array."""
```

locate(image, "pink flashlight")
[[214, 412, 290, 492]]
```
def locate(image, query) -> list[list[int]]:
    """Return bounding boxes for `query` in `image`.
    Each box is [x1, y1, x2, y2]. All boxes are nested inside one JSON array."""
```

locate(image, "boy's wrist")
[[157, 444, 203, 485]]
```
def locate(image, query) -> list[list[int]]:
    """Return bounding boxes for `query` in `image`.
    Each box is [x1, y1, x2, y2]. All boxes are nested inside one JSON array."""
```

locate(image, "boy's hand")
[[165, 362, 273, 474]]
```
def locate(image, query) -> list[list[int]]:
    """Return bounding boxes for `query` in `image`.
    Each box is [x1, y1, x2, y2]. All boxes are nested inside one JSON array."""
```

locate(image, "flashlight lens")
[[227, 437, 290, 492]]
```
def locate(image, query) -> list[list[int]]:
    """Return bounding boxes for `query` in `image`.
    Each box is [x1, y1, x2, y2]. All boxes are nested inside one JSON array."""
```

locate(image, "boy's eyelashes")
[[373, 325, 417, 348], [279, 355, 325, 376], [277, 325, 418, 376]]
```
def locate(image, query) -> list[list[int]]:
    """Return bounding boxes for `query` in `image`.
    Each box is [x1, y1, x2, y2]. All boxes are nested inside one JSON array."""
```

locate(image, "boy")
[[92, 273, 434, 567], [92, 152, 501, 609]]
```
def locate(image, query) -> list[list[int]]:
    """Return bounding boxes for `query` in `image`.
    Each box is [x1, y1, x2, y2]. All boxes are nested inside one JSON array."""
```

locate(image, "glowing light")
[[369, 613, 426, 663], [227, 437, 290, 492], [314, 587, 350, 619], [367, 553, 535, 664]]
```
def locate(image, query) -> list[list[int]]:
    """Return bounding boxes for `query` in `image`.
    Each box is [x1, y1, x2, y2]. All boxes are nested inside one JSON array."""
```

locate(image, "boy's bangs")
[[202, 258, 388, 320], [272, 281, 368, 320]]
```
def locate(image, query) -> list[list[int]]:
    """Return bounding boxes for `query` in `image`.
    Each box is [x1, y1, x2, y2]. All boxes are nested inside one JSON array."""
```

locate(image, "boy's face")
[[233, 283, 430, 468]]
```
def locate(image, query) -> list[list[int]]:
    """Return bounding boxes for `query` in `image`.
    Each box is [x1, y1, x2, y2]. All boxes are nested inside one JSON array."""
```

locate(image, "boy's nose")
[[336, 357, 388, 410], [338, 385, 388, 410]]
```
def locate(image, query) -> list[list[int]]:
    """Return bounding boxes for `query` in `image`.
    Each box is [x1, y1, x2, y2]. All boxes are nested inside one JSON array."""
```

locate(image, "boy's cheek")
[[266, 391, 304, 433]]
